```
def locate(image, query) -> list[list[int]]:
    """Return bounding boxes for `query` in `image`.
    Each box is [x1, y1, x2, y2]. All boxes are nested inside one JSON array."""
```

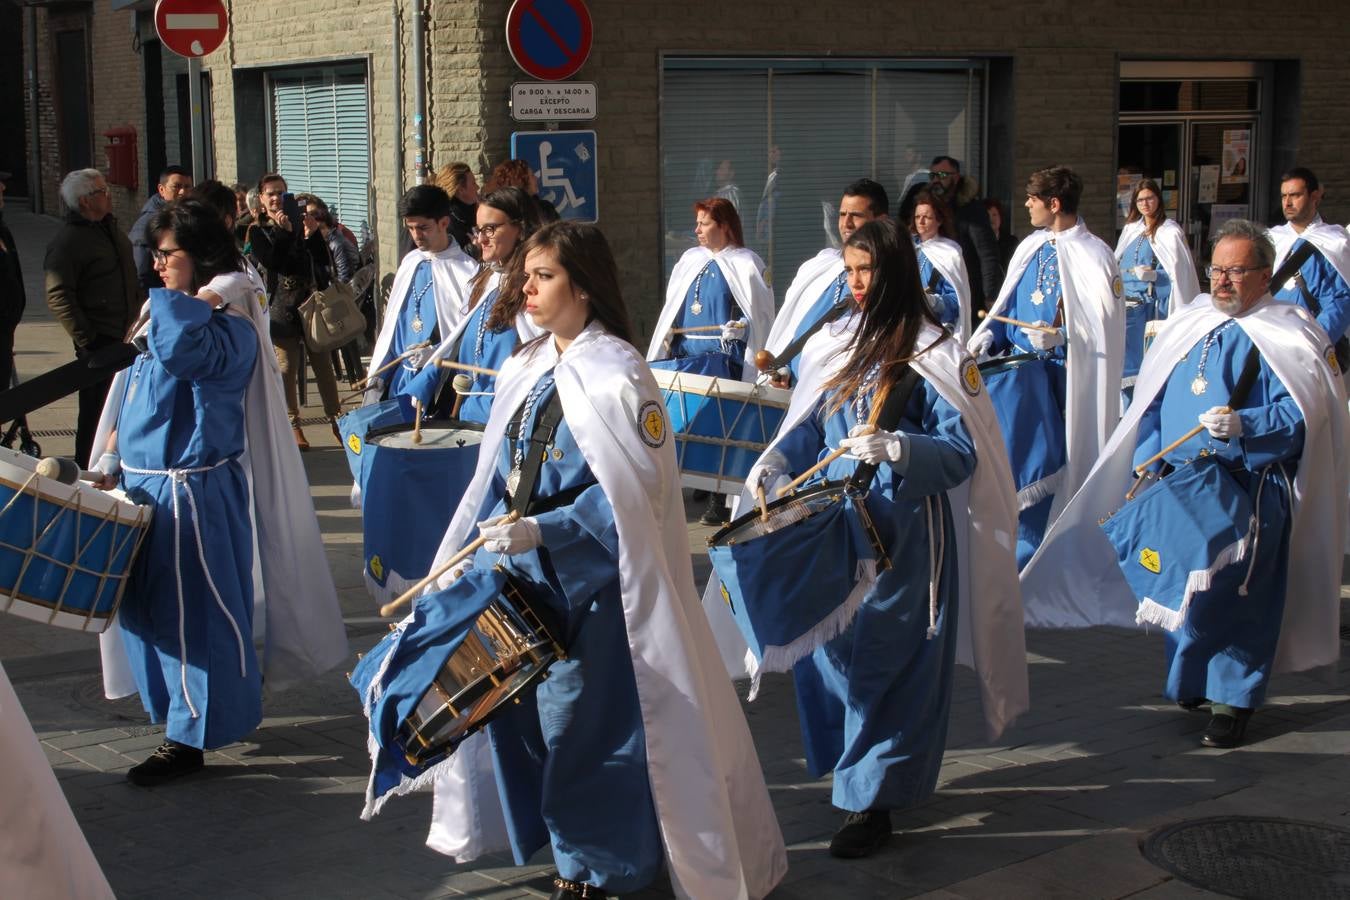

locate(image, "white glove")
[[720, 319, 747, 343], [840, 423, 905, 465], [1198, 406, 1242, 440], [478, 515, 544, 555], [967, 330, 995, 359], [405, 347, 430, 369], [747, 449, 789, 492], [1023, 325, 1066, 351], [1131, 265, 1158, 283]]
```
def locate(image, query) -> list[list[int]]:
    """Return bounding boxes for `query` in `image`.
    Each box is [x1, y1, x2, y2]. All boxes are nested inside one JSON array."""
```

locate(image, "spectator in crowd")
[[984, 198, 1019, 271], [486, 158, 560, 221], [432, 162, 480, 253], [299, 194, 359, 284], [245, 173, 342, 449], [129, 165, 192, 295], [0, 171, 22, 392], [43, 168, 139, 465], [231, 183, 249, 222]]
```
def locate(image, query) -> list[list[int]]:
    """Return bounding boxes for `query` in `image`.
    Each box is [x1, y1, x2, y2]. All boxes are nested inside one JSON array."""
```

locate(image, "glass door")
[[1187, 120, 1256, 261], [1117, 122, 1183, 233]]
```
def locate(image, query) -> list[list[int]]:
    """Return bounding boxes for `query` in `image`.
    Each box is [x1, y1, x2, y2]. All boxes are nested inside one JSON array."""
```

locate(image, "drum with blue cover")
[[707, 483, 888, 671], [651, 368, 791, 493], [979, 352, 1067, 507], [1098, 458, 1255, 632], [338, 396, 415, 483], [357, 420, 485, 604]]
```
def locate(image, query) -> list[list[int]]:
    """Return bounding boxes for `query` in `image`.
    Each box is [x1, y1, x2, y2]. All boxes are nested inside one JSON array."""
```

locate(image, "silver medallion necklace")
[[1189, 319, 1238, 396], [1029, 243, 1059, 306], [408, 277, 434, 334], [689, 262, 713, 316]]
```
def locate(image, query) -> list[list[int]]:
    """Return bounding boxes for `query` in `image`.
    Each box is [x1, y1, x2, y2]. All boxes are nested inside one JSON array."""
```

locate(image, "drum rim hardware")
[[708, 481, 891, 572]]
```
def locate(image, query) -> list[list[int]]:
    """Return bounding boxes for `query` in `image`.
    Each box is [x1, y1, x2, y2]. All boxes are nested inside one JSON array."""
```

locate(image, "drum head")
[[368, 419, 486, 450], [709, 482, 847, 547], [977, 351, 1042, 378]]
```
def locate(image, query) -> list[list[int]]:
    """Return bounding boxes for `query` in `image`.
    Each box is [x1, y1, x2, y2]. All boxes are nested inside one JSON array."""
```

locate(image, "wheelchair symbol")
[[536, 140, 587, 214]]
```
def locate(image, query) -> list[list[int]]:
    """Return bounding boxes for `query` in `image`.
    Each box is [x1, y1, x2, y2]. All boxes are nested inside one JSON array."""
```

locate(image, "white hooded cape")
[[1021, 296, 1347, 675], [918, 234, 974, 340], [971, 220, 1124, 520], [362, 244, 479, 405], [1114, 218, 1202, 312], [647, 245, 774, 378], [1, 661, 115, 900], [94, 272, 349, 698], [702, 315, 1028, 738], [414, 323, 787, 899], [764, 247, 844, 355], [1270, 216, 1350, 299]]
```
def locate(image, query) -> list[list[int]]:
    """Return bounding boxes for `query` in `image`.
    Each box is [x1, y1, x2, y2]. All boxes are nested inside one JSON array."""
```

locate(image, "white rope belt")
[[123, 455, 248, 719]]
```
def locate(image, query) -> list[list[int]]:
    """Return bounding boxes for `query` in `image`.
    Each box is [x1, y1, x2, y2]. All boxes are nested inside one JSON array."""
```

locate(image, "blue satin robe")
[[115, 289, 261, 750], [387, 261, 442, 405], [1120, 234, 1173, 383], [454, 287, 520, 424], [1274, 238, 1350, 342], [916, 241, 961, 331], [773, 378, 975, 811], [651, 260, 745, 379]]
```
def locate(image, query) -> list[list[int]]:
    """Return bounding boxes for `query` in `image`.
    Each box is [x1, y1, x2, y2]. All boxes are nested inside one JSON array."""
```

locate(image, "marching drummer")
[[646, 197, 773, 383], [446, 186, 548, 423], [362, 184, 477, 413], [1024, 220, 1348, 750], [399, 221, 786, 900], [739, 219, 1027, 859], [967, 166, 1123, 566], [91, 200, 346, 785]]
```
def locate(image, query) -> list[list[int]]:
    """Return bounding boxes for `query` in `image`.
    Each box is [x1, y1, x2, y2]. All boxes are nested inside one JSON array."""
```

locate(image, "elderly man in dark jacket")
[[0, 171, 23, 394], [128, 165, 192, 296], [44, 168, 139, 464]]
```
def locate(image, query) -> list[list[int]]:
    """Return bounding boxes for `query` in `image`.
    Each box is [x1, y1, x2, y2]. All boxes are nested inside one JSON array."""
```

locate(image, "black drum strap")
[[506, 390, 569, 517], [846, 365, 924, 492], [768, 297, 853, 372]]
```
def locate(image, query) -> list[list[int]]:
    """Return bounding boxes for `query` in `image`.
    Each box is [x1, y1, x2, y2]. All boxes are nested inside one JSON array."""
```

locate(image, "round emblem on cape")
[[960, 356, 982, 396], [638, 399, 667, 448], [1325, 344, 1339, 373], [1112, 275, 1124, 299], [347, 433, 362, 455]]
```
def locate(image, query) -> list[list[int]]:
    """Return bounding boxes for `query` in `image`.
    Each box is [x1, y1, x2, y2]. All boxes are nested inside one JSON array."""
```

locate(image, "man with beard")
[[1268, 167, 1350, 370]]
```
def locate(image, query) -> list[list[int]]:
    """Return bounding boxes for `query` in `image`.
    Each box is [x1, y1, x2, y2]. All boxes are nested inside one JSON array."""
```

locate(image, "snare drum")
[[338, 397, 415, 483], [979, 353, 1067, 508], [352, 567, 565, 776], [707, 482, 888, 670], [651, 368, 792, 493], [1099, 458, 1255, 632], [0, 447, 150, 632], [357, 420, 485, 604]]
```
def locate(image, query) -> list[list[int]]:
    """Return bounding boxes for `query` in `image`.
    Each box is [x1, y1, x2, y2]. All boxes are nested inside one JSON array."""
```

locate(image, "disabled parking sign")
[[510, 130, 598, 223]]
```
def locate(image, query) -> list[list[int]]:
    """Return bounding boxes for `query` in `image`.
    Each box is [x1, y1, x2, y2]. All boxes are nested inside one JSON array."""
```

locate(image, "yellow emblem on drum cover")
[[720, 581, 734, 611], [638, 400, 666, 448], [1325, 344, 1338, 373], [1138, 547, 1161, 574], [960, 356, 982, 396], [369, 555, 384, 580], [347, 433, 362, 455], [1112, 275, 1124, 299]]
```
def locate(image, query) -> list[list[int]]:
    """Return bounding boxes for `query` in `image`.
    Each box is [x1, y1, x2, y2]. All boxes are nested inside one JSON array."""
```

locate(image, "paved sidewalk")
[[4, 203, 1350, 898]]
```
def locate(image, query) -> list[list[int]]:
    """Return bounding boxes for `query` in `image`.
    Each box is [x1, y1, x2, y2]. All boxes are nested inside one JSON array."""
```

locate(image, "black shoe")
[[829, 808, 892, 858], [1177, 697, 1208, 711], [1201, 709, 1253, 749], [550, 875, 608, 900], [699, 492, 727, 526], [126, 740, 205, 786]]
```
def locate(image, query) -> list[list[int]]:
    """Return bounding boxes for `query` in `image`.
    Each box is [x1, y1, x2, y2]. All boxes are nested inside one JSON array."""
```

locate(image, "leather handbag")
[[298, 244, 367, 353]]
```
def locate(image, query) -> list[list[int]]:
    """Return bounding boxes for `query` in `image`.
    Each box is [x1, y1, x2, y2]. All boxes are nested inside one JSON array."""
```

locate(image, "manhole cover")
[[1141, 816, 1350, 899]]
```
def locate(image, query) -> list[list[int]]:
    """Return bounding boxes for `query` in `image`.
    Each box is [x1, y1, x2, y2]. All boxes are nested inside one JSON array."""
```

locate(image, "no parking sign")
[[505, 0, 593, 82]]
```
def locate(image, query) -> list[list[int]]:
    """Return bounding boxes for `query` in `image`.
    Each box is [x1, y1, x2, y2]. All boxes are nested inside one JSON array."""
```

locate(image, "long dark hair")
[[822, 219, 946, 415], [1125, 177, 1167, 238], [467, 187, 547, 327], [148, 199, 245, 295], [517, 221, 635, 349]]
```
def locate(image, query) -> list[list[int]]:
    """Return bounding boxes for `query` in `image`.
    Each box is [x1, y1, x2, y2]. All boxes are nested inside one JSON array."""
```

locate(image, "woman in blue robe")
[[1116, 179, 1186, 390], [449, 187, 546, 423], [93, 200, 261, 785], [751, 220, 976, 859]]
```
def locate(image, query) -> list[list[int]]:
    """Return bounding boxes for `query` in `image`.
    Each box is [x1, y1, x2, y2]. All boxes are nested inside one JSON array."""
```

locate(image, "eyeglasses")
[[1205, 265, 1266, 282], [928, 170, 958, 181], [471, 221, 520, 241], [151, 247, 187, 264]]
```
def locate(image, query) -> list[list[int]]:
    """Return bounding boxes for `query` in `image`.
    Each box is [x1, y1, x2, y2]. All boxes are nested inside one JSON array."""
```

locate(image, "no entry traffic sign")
[[154, 0, 228, 59], [506, 0, 593, 82]]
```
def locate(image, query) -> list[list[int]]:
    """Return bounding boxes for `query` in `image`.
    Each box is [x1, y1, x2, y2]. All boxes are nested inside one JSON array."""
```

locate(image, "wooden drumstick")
[[775, 383, 891, 497], [450, 373, 473, 419], [412, 399, 423, 444], [345, 340, 433, 397], [669, 324, 727, 334], [976, 310, 1059, 334], [436, 359, 500, 377], [379, 511, 521, 617], [1131, 414, 1226, 479], [755, 483, 770, 521]]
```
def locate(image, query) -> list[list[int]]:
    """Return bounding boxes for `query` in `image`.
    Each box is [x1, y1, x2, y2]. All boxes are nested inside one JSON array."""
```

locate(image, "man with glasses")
[[1024, 219, 1347, 750], [902, 156, 1002, 312], [1268, 167, 1350, 371], [43, 169, 138, 464], [362, 184, 476, 412], [128, 165, 192, 295]]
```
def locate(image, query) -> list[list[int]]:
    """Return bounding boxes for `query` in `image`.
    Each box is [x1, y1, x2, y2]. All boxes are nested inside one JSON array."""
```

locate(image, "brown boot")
[[293, 425, 310, 451]]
